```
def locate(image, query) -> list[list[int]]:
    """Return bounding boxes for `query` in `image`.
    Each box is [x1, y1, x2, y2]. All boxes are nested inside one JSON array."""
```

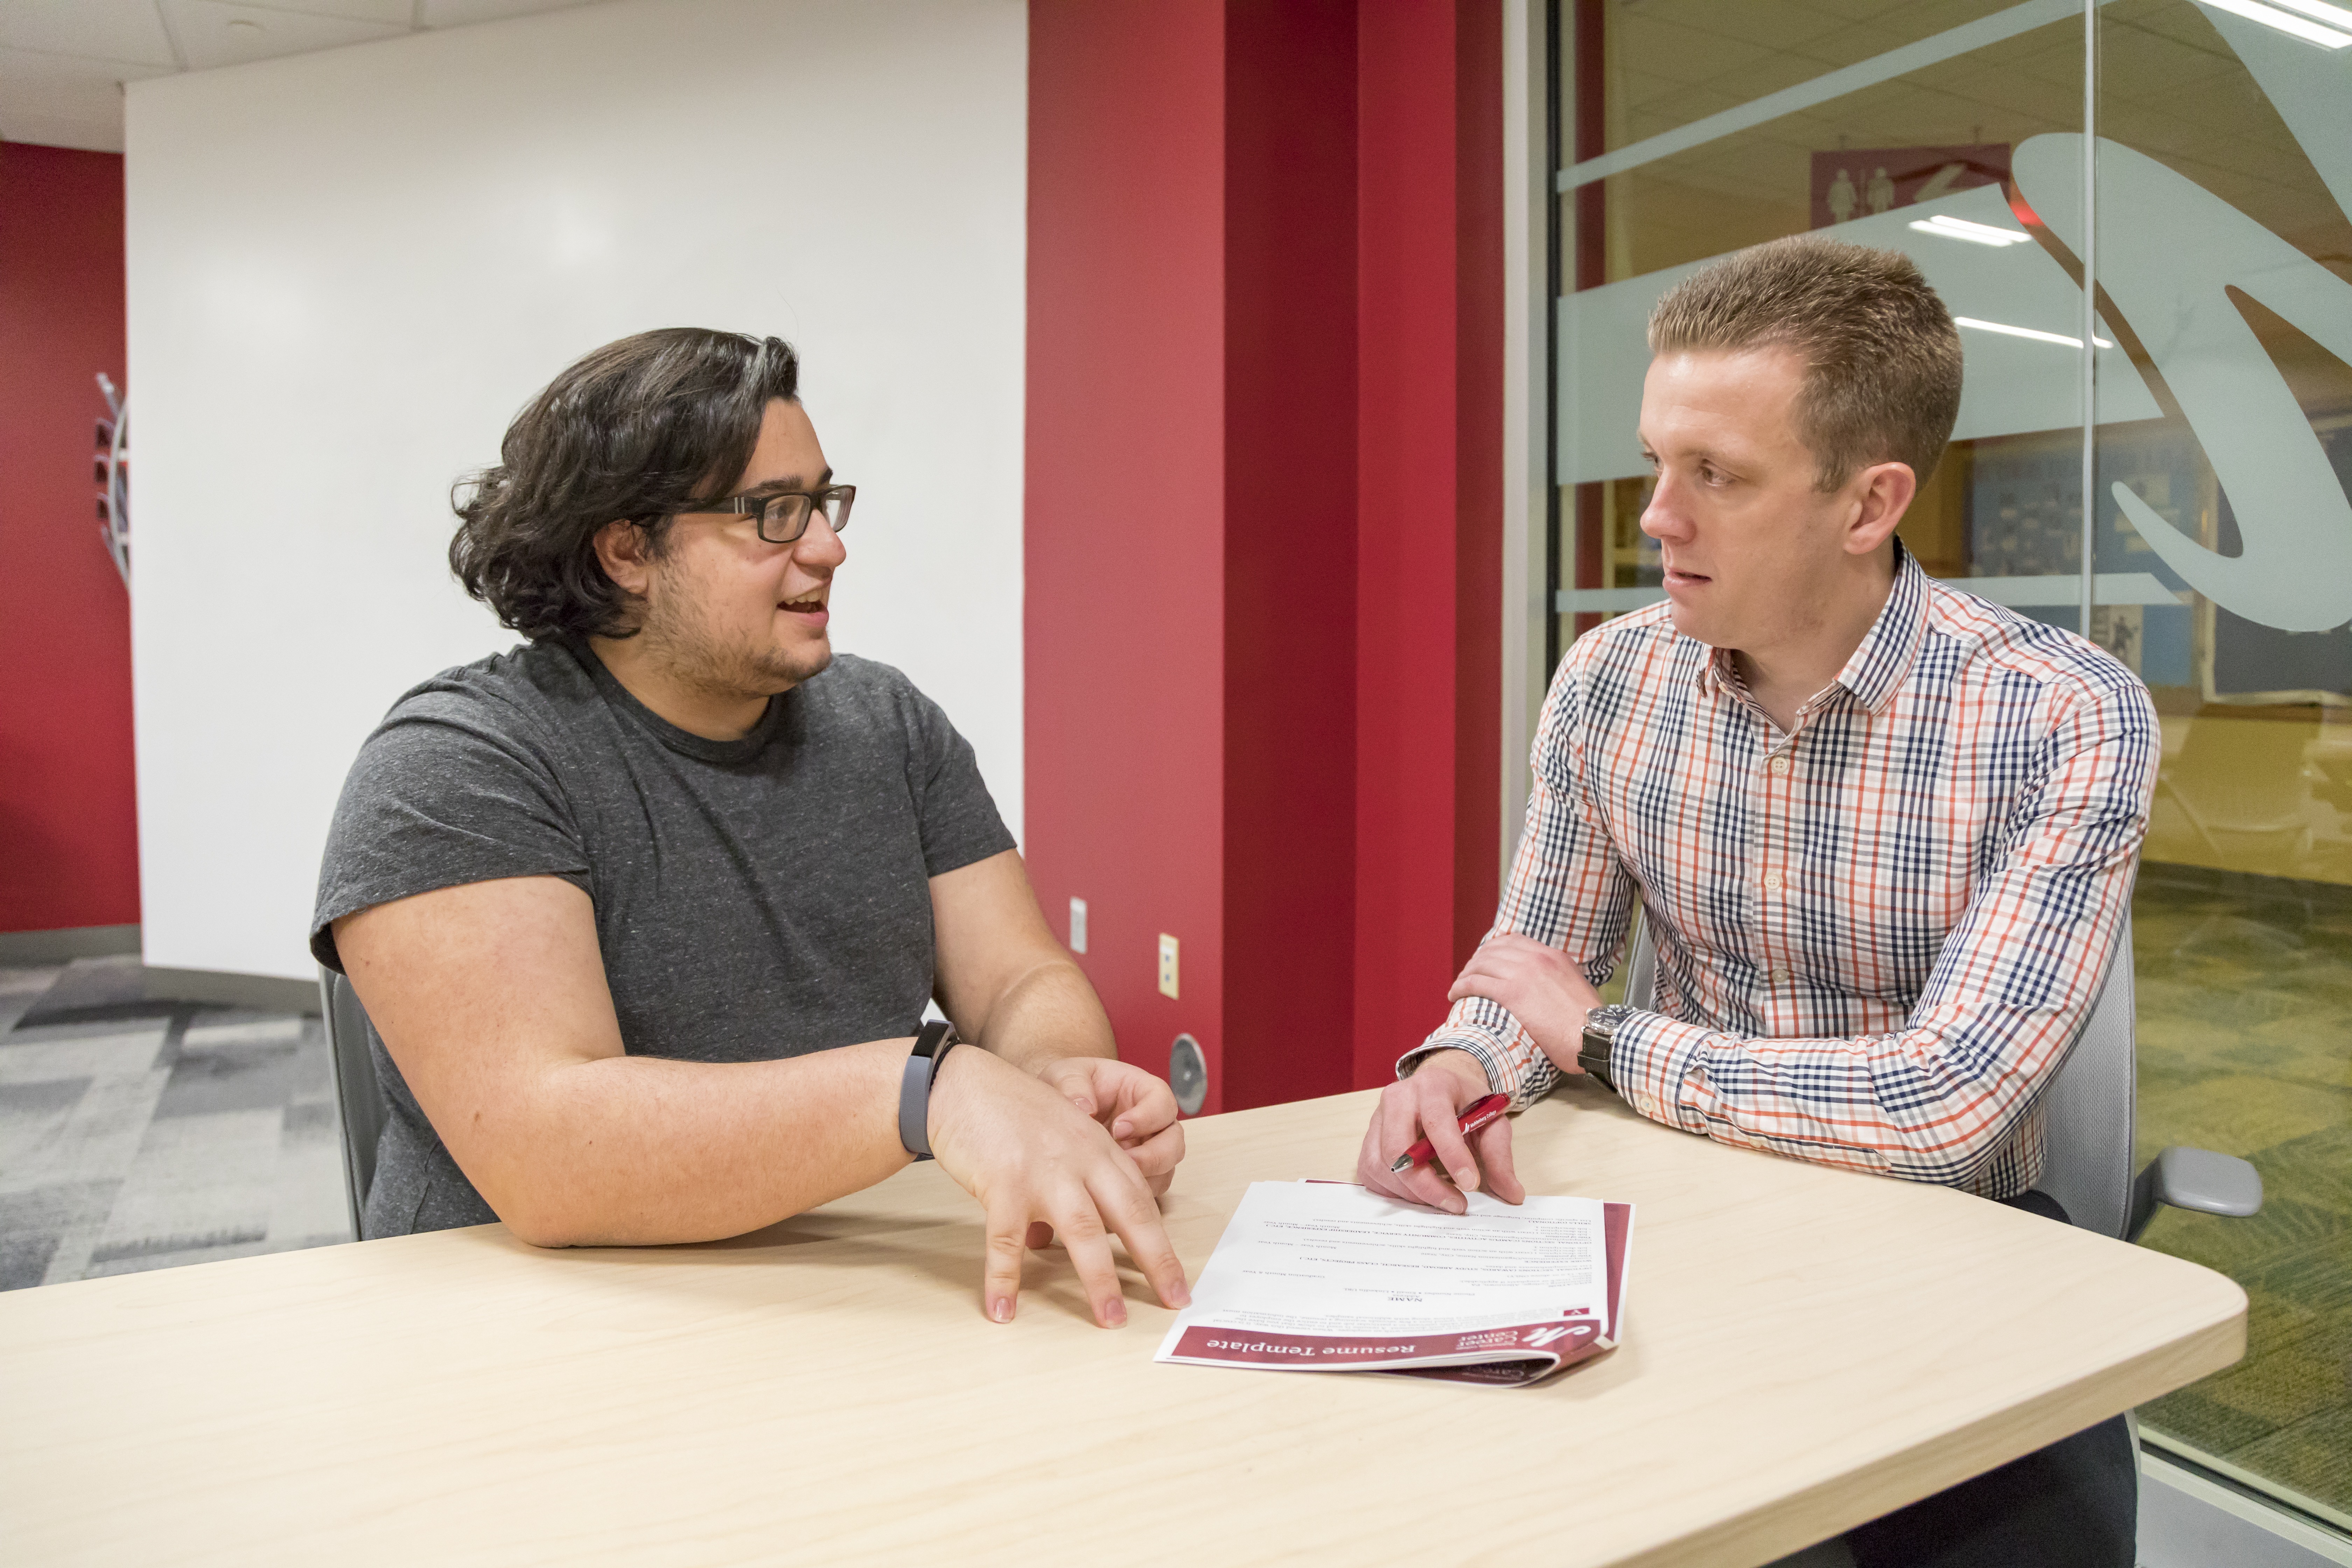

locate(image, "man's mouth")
[[780, 594, 828, 618]]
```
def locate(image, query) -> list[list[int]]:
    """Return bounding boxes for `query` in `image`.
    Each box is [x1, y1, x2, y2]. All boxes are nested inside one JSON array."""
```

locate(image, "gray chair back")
[[316, 968, 387, 1239], [1617, 912, 2136, 1239], [2031, 915, 2136, 1240]]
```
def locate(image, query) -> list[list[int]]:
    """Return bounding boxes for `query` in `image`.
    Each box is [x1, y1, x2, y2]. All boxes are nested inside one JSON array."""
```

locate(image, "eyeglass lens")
[[759, 486, 854, 544]]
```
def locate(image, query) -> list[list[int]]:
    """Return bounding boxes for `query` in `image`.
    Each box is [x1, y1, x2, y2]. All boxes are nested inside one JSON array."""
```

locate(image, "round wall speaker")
[[1168, 1032, 1208, 1115]]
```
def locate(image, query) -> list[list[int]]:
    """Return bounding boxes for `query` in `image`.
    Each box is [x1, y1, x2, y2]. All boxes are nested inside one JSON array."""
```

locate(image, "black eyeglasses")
[[679, 483, 856, 544]]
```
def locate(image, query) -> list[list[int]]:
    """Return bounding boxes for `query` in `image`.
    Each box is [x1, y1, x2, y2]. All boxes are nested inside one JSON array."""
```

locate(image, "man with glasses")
[[314, 328, 1189, 1332]]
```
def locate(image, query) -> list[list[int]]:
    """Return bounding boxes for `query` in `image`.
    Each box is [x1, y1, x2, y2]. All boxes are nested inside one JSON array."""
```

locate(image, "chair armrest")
[[2125, 1146, 2263, 1242]]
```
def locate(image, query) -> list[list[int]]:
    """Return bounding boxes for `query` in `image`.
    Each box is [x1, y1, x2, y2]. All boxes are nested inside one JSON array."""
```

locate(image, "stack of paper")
[[1155, 1181, 1633, 1388]]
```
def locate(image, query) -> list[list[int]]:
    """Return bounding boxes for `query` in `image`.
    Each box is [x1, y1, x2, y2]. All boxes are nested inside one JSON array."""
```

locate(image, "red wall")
[[1026, 4, 1232, 1102], [1027, 1, 1503, 1112], [0, 144, 138, 935], [1353, 0, 1505, 1087], [1220, 0, 1361, 1112]]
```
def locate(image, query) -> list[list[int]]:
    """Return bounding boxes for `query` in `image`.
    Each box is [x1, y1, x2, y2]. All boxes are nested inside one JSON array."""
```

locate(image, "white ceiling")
[[0, 0, 606, 151]]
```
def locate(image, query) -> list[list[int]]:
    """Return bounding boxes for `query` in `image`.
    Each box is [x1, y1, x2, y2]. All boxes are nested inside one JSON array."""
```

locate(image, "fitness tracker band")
[[897, 1020, 961, 1161]]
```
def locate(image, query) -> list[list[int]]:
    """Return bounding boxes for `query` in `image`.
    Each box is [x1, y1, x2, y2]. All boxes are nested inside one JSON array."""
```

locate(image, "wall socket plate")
[[1157, 933, 1180, 999], [1068, 896, 1087, 955], [1168, 1032, 1206, 1115]]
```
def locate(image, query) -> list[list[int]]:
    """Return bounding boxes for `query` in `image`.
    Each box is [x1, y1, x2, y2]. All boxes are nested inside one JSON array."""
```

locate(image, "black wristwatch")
[[897, 1020, 961, 1160], [1578, 1004, 1632, 1093]]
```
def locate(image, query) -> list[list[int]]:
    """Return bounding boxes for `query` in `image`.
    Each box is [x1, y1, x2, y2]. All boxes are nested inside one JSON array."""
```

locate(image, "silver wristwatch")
[[1578, 1004, 1634, 1093]]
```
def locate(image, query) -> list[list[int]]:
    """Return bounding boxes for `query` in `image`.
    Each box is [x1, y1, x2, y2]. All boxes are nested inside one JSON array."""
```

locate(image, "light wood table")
[[0, 1085, 2243, 1566]]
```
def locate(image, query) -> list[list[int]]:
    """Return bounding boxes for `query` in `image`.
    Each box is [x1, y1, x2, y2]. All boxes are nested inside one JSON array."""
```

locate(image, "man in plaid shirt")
[[1357, 237, 2155, 1568]]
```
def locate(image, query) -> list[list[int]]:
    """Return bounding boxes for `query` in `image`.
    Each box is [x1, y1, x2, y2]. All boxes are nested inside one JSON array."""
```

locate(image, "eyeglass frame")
[[674, 483, 856, 544]]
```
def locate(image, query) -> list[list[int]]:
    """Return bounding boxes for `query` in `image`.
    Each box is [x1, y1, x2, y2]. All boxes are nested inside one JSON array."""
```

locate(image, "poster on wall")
[[1809, 144, 2011, 230]]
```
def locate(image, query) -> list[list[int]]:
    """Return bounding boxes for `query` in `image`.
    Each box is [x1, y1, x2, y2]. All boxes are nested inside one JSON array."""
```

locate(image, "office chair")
[[1633, 909, 2266, 1568], [1618, 909, 2262, 1240], [316, 967, 388, 1240]]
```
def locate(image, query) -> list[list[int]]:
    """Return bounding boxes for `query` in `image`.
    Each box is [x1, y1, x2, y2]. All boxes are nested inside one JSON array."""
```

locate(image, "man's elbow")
[[502, 1211, 586, 1250], [1896, 1116, 2018, 1190], [465, 1157, 603, 1248], [486, 1185, 589, 1249]]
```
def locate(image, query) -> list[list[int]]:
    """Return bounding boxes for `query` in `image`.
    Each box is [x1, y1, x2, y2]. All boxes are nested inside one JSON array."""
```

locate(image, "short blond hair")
[[1647, 236, 1962, 491]]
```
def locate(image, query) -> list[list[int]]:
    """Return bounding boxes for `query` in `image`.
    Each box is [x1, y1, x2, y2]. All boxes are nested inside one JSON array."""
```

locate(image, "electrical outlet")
[[1069, 896, 1088, 954], [1157, 933, 1180, 999]]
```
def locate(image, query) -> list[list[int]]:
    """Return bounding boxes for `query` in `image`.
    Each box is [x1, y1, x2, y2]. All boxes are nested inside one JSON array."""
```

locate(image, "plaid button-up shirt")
[[1408, 546, 2159, 1199]]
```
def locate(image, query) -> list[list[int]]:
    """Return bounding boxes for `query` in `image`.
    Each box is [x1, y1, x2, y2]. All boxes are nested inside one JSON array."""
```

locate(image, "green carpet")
[[2130, 862, 2352, 1519]]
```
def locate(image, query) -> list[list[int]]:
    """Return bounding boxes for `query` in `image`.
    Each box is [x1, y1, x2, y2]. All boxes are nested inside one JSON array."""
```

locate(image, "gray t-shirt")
[[310, 639, 1014, 1238]]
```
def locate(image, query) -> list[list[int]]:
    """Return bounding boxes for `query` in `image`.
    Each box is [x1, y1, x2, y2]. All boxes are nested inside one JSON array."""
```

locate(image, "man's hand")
[[1447, 933, 1604, 1071], [1036, 1057, 1184, 1196], [928, 1046, 1192, 1329], [1356, 1050, 1525, 1215]]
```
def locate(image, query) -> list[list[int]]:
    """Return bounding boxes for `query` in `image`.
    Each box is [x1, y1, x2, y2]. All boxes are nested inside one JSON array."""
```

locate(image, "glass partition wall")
[[1550, 0, 2351, 1528]]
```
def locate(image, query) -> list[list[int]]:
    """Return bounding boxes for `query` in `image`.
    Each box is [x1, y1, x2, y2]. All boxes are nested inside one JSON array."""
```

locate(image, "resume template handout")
[[1155, 1181, 1632, 1387]]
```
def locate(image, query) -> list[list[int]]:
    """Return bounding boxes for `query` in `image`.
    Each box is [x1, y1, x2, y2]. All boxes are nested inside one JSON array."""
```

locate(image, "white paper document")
[[1155, 1181, 1633, 1387]]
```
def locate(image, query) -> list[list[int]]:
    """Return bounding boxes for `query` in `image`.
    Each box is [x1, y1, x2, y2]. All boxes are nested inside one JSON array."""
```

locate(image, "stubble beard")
[[637, 575, 832, 704]]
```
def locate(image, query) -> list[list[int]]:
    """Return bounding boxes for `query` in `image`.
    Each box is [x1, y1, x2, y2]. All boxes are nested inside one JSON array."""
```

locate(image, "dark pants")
[[1845, 1190, 2139, 1568]]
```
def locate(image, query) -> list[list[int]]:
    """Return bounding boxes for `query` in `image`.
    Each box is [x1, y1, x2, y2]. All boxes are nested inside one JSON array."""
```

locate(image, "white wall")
[[125, 0, 1028, 981]]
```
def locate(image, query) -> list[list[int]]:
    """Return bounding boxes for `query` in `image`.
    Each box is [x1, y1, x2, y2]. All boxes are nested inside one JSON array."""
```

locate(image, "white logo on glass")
[[2012, 136, 2352, 634], [1555, 9, 2352, 634], [2014, 12, 2352, 634]]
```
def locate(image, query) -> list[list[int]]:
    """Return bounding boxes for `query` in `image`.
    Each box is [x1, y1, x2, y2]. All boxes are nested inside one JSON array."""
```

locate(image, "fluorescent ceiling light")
[[2200, 0, 2352, 47], [2268, 0, 2352, 24], [1956, 316, 2115, 349], [1909, 214, 2033, 246]]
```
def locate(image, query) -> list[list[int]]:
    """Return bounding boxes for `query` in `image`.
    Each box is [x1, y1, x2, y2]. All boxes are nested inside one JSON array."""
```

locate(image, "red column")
[[1571, 0, 1608, 639], [1028, 1, 1502, 1113], [0, 144, 138, 935], [1220, 0, 1363, 1112], [1452, 1, 1505, 985], [1026, 2, 1233, 1107], [1352, 1, 1503, 1088]]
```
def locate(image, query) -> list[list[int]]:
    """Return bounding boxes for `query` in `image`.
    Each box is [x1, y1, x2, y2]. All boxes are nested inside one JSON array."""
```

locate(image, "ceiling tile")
[[0, 45, 174, 149], [421, 0, 602, 24], [0, 42, 177, 86], [232, 0, 411, 23], [0, 0, 177, 68], [160, 0, 404, 70], [1648, 0, 1844, 52]]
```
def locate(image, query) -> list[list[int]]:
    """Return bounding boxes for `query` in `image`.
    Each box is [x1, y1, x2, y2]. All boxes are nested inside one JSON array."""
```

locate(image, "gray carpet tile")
[[0, 960, 351, 1292], [0, 965, 61, 1035], [14, 954, 179, 1028], [0, 1178, 120, 1289]]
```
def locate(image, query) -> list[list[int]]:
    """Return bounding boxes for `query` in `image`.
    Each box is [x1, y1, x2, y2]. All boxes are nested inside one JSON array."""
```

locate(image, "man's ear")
[[592, 519, 655, 597], [1844, 460, 1917, 558]]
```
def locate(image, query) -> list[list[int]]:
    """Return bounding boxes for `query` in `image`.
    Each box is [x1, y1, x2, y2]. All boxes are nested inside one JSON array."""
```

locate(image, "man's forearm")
[[444, 1036, 916, 1248], [968, 958, 1115, 1075]]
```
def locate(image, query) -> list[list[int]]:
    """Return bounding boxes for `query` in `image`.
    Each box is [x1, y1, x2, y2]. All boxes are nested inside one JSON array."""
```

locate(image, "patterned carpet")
[[0, 957, 349, 1289], [2130, 863, 2352, 1524]]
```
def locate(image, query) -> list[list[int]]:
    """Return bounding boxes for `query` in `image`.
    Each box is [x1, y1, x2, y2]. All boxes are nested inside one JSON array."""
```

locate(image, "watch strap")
[[897, 1020, 960, 1161], [1578, 1004, 1630, 1093]]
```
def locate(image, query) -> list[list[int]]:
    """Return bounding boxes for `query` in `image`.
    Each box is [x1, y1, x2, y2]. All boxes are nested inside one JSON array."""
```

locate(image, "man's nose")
[[1638, 477, 1686, 542], [796, 513, 847, 568]]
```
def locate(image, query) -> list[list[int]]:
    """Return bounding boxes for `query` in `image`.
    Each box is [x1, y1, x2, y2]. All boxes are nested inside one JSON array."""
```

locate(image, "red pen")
[[1389, 1092, 1512, 1174]]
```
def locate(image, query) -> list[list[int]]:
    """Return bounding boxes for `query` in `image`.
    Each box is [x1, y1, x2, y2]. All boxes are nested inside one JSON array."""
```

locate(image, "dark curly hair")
[[449, 328, 801, 640]]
